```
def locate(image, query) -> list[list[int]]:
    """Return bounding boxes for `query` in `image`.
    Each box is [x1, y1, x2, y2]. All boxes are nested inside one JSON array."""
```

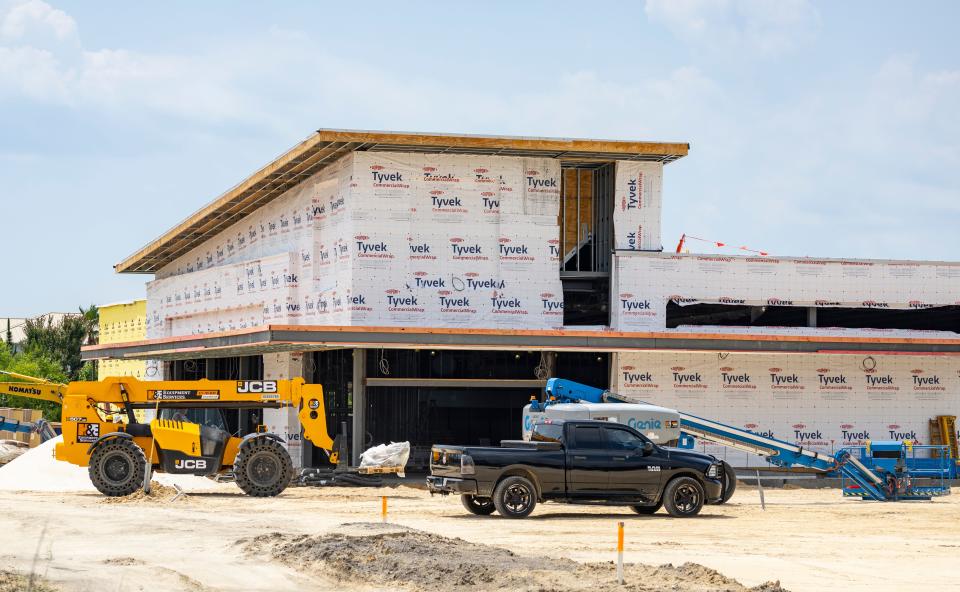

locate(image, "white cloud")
[[0, 45, 68, 100], [645, 0, 820, 56], [1, 0, 75, 42], [1, 1, 958, 265]]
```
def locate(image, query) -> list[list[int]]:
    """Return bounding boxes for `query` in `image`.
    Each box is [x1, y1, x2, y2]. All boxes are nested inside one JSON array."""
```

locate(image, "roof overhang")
[[115, 129, 689, 274], [81, 325, 960, 362]]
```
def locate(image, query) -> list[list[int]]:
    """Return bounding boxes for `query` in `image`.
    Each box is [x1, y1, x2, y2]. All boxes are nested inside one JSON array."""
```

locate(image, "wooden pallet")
[[356, 465, 404, 475]]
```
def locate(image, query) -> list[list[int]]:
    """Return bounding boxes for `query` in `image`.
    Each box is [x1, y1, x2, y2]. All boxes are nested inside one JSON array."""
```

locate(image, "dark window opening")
[[666, 302, 960, 332], [366, 349, 547, 380], [666, 303, 807, 328], [818, 306, 960, 332], [559, 163, 615, 326], [554, 352, 609, 389], [562, 275, 610, 326]]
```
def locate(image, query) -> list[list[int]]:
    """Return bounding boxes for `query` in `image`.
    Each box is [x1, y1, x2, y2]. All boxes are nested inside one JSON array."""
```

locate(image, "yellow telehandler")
[[0, 370, 336, 497]]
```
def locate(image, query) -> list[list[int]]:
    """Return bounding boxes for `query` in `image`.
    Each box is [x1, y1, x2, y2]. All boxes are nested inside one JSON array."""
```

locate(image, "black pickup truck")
[[427, 419, 735, 518]]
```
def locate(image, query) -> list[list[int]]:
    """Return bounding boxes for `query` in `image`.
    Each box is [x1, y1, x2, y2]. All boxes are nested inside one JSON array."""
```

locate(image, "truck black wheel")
[[663, 476, 705, 517], [461, 495, 496, 516], [717, 461, 737, 504], [630, 501, 662, 515], [234, 437, 293, 497], [492, 476, 537, 518], [89, 438, 147, 497]]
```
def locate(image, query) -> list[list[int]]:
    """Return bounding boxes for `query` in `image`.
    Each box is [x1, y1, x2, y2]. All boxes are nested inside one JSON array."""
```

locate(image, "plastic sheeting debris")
[[360, 441, 410, 478]]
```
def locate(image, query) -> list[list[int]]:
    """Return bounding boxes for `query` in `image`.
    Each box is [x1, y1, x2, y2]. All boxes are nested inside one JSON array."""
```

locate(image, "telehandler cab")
[[0, 371, 335, 497]]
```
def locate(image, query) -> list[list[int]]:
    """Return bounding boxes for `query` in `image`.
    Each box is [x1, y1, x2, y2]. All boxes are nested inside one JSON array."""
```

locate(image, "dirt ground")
[[0, 482, 958, 592]]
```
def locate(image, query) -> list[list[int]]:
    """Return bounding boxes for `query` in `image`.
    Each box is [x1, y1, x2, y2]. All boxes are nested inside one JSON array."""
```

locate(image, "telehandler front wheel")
[[234, 437, 293, 497], [89, 438, 147, 497]]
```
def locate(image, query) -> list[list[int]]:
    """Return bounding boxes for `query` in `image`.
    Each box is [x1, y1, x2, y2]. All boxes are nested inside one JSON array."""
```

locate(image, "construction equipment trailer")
[[529, 378, 952, 501], [0, 371, 336, 497]]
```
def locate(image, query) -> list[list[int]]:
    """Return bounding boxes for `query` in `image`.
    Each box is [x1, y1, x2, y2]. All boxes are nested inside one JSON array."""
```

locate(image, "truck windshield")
[[531, 423, 563, 443]]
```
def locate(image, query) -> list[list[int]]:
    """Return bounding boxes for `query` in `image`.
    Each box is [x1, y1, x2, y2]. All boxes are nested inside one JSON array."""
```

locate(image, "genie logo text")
[[627, 418, 661, 431]]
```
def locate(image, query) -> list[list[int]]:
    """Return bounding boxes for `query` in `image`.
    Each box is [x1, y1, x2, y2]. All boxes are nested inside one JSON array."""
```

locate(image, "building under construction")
[[83, 129, 960, 469]]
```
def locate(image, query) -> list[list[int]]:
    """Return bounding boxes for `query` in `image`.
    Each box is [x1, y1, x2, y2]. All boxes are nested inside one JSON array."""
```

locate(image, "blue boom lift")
[[534, 378, 952, 501]]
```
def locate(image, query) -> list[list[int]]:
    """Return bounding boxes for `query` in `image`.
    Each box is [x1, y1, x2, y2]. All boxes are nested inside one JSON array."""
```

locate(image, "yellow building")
[[98, 300, 147, 379]]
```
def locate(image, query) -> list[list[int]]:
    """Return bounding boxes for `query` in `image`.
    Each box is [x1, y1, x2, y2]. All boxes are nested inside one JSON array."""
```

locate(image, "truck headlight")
[[706, 463, 720, 478], [460, 454, 475, 475]]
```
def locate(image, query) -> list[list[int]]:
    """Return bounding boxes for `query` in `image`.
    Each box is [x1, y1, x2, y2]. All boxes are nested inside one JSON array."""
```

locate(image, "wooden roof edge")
[[313, 128, 690, 156]]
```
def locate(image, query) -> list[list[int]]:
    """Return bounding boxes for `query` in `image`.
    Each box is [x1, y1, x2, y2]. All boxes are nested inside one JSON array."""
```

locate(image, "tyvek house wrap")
[[612, 350, 960, 467], [611, 251, 960, 331], [146, 151, 564, 338], [612, 161, 663, 252]]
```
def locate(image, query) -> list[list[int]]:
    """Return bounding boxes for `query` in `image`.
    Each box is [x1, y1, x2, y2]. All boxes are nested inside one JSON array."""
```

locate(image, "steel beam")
[[351, 348, 366, 466]]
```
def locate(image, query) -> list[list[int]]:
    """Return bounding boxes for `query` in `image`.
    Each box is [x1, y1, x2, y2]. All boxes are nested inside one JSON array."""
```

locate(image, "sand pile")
[[0, 435, 226, 493], [101, 481, 182, 504], [238, 523, 787, 592], [0, 436, 93, 492]]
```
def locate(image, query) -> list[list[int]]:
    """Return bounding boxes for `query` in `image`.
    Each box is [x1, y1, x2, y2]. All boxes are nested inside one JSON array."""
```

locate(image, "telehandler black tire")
[[89, 438, 147, 497], [234, 437, 293, 497], [461, 495, 496, 515]]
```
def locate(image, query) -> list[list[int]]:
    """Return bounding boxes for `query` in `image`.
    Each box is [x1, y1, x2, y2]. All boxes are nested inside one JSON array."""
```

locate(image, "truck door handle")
[[573, 455, 587, 460]]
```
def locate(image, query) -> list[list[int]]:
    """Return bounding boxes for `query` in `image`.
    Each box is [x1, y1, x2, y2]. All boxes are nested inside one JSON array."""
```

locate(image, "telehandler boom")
[[0, 371, 335, 497]]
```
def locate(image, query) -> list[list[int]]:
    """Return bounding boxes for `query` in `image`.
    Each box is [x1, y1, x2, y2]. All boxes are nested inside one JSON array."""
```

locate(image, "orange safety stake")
[[382, 496, 388, 523], [617, 521, 624, 584]]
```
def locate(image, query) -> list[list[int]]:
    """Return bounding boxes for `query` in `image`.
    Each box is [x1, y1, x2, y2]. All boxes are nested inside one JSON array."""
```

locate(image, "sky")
[[1, 0, 959, 317]]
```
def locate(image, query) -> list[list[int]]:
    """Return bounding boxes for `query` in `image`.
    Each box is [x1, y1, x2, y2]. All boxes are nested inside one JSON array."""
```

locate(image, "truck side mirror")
[[642, 441, 654, 455]]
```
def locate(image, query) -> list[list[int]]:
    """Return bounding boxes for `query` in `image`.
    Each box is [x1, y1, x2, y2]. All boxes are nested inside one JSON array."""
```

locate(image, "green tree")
[[22, 305, 98, 380], [3, 305, 99, 420], [0, 342, 66, 420]]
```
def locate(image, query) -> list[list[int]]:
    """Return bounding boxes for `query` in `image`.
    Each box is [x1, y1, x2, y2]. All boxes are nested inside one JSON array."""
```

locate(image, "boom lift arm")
[[0, 370, 65, 404]]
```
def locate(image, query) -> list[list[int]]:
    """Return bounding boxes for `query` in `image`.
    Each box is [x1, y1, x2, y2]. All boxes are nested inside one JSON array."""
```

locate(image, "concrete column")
[[609, 352, 619, 389], [263, 352, 307, 470], [806, 307, 818, 328], [351, 348, 367, 466]]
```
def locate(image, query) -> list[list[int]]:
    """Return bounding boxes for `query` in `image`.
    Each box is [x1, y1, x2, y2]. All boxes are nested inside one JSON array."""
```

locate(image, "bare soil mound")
[[100, 481, 181, 504], [238, 522, 786, 591], [0, 569, 59, 592]]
